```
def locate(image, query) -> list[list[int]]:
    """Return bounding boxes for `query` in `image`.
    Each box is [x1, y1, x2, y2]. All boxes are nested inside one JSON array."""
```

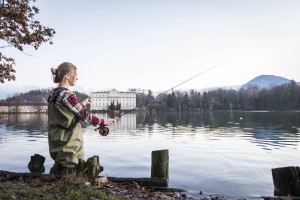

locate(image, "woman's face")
[[67, 70, 78, 86]]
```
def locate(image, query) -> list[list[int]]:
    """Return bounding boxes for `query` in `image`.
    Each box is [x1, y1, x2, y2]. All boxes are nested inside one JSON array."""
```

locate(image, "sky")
[[1, 0, 300, 98]]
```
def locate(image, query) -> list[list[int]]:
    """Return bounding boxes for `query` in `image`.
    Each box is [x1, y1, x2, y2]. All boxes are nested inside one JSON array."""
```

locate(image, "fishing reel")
[[95, 125, 109, 136]]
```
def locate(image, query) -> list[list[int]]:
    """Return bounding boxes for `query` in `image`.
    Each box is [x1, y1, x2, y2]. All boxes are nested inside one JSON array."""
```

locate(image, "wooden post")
[[151, 149, 169, 181], [272, 166, 300, 196], [27, 154, 45, 173]]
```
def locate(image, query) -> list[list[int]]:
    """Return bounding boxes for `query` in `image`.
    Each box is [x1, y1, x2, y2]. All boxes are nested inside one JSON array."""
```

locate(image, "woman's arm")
[[61, 90, 101, 126]]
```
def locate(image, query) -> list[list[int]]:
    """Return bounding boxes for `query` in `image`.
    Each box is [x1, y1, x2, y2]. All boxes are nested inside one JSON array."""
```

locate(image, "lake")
[[0, 111, 299, 198]]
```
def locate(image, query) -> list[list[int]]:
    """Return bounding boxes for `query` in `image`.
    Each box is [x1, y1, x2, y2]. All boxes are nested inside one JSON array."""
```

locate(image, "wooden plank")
[[107, 177, 168, 187]]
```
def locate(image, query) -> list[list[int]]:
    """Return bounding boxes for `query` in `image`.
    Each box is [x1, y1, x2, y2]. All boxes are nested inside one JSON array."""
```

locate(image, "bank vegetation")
[[138, 80, 300, 112]]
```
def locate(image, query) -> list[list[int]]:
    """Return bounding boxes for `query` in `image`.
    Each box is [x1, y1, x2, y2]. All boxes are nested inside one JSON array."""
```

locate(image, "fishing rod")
[[120, 60, 228, 117], [95, 60, 228, 136]]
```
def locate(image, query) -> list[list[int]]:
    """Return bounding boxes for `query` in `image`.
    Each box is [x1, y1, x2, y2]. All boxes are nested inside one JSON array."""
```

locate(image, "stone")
[[94, 177, 108, 184], [84, 181, 91, 187]]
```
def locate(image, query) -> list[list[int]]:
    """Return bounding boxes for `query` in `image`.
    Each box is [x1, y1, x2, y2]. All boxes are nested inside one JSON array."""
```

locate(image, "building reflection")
[[4, 113, 48, 132], [112, 113, 137, 130], [1, 111, 299, 149], [1, 113, 138, 133]]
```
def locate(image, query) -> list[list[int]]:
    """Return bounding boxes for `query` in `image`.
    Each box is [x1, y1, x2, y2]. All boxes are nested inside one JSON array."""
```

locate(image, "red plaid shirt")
[[48, 87, 101, 126]]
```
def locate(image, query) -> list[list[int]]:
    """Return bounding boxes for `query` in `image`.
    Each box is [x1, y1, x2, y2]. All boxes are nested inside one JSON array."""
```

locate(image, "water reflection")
[[139, 111, 300, 149], [1, 111, 299, 149], [5, 113, 48, 133], [142, 111, 299, 131], [0, 111, 299, 197]]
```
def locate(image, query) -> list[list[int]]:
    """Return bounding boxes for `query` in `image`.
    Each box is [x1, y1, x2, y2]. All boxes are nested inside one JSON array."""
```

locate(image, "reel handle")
[[95, 125, 109, 136]]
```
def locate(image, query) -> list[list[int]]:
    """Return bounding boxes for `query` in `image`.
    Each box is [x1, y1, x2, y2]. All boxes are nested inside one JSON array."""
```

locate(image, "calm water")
[[0, 111, 299, 198]]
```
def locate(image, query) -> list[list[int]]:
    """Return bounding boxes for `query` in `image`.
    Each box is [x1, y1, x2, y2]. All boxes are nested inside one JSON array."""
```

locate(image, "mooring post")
[[27, 154, 45, 173], [272, 166, 300, 196], [151, 149, 169, 181]]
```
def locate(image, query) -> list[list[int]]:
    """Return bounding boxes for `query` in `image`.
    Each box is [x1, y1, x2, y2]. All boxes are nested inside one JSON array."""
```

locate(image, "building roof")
[[91, 89, 137, 94]]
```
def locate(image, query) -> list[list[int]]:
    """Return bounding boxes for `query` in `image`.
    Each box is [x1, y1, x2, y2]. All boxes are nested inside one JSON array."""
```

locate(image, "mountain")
[[0, 84, 91, 100], [0, 85, 89, 102], [241, 75, 293, 90], [0, 84, 43, 100]]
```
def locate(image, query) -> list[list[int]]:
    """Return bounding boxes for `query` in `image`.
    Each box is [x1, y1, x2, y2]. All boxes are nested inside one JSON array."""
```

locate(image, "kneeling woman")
[[48, 62, 113, 176]]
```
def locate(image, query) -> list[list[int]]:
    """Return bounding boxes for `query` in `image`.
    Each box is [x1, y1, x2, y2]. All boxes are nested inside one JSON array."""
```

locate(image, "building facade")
[[0, 102, 47, 113], [90, 89, 136, 111]]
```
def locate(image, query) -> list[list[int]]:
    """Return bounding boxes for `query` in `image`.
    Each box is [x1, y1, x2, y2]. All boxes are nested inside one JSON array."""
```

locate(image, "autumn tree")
[[0, 0, 55, 83]]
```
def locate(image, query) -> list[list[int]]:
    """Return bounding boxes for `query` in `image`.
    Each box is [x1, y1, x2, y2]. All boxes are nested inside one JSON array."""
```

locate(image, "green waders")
[[48, 102, 84, 176]]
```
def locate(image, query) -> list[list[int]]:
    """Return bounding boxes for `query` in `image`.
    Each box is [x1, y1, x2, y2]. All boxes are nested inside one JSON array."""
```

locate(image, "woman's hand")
[[100, 118, 115, 126], [106, 118, 115, 125]]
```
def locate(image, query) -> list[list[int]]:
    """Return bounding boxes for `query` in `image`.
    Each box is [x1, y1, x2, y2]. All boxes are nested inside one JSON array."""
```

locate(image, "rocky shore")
[[0, 170, 290, 200], [0, 170, 188, 200]]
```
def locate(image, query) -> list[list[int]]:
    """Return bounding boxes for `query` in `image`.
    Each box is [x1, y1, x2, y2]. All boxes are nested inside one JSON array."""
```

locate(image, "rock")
[[133, 181, 141, 190], [94, 177, 108, 184], [93, 176, 108, 189], [181, 193, 187, 199], [84, 181, 91, 187]]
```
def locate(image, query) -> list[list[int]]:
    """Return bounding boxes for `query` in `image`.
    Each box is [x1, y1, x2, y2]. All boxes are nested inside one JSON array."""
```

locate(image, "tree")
[[0, 0, 55, 83], [166, 91, 175, 109], [108, 100, 115, 111], [145, 90, 154, 106]]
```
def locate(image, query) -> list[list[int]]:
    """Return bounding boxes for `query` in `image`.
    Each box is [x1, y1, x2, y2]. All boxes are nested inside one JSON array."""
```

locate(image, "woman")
[[48, 62, 113, 176]]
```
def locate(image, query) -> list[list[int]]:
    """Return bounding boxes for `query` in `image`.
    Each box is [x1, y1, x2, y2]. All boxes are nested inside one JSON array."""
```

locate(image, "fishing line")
[[119, 59, 230, 119]]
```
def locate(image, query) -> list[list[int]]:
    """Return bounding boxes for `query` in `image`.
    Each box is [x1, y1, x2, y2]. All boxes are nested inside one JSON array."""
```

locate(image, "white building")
[[90, 89, 136, 111], [0, 102, 47, 113]]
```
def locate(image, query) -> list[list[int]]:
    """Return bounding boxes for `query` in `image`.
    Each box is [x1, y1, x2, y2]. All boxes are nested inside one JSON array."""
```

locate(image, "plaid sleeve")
[[61, 90, 101, 126]]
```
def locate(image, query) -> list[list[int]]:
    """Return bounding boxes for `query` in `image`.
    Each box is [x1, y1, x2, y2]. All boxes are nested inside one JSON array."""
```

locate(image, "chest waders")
[[48, 97, 84, 171]]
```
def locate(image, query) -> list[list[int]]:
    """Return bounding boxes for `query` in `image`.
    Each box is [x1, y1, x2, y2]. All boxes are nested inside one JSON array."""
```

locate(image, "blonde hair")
[[51, 62, 77, 83]]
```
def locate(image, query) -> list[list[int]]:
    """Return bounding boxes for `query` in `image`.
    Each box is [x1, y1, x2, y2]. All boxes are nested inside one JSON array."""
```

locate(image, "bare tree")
[[0, 0, 55, 83]]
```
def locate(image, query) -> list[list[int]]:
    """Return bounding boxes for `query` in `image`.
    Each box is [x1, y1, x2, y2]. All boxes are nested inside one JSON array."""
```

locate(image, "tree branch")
[[0, 45, 13, 49], [19, 50, 34, 57]]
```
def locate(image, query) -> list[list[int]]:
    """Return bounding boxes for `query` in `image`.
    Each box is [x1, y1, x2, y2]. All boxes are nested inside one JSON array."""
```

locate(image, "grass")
[[0, 176, 126, 200]]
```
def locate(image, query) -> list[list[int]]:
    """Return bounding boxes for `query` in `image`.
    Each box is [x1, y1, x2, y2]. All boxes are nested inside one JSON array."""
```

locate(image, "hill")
[[1, 88, 89, 103], [241, 75, 293, 90]]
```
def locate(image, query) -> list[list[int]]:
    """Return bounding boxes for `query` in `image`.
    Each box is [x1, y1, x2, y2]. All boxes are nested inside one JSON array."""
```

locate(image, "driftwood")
[[0, 170, 50, 180], [146, 186, 186, 193], [107, 177, 168, 187]]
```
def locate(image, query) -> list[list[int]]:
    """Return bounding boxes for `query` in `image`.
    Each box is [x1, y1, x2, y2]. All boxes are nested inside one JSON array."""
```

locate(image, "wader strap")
[[56, 117, 80, 132], [48, 87, 67, 103], [50, 88, 80, 132]]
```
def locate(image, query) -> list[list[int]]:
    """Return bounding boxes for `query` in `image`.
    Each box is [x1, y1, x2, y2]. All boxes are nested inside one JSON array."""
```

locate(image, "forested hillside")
[[4, 89, 89, 103], [141, 80, 300, 111], [3, 80, 299, 111]]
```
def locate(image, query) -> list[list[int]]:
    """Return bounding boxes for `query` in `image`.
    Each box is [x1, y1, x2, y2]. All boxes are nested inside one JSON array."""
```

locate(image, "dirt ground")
[[0, 170, 189, 200], [0, 170, 288, 200]]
